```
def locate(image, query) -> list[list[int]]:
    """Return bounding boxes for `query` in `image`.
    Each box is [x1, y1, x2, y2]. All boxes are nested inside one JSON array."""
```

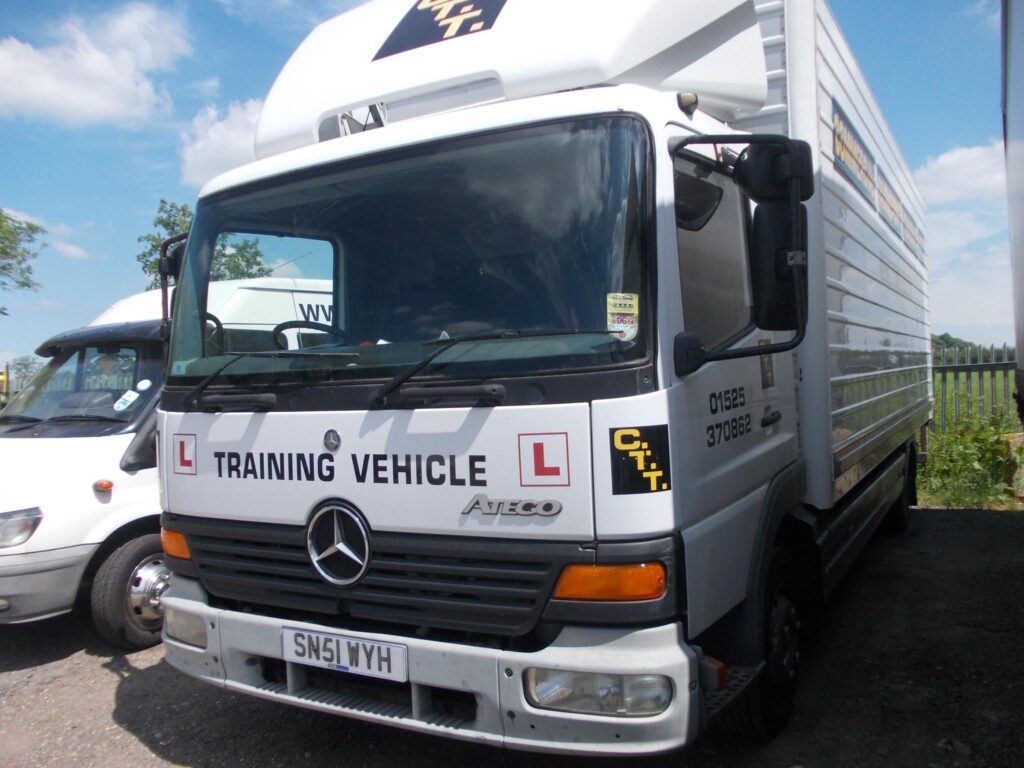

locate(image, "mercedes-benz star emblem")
[[307, 503, 371, 586], [323, 429, 341, 452]]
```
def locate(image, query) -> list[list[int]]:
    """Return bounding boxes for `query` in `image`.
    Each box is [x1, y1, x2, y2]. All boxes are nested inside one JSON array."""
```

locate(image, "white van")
[[0, 277, 331, 648]]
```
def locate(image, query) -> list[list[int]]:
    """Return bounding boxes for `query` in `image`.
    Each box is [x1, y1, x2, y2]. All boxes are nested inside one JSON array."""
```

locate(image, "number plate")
[[282, 628, 408, 682]]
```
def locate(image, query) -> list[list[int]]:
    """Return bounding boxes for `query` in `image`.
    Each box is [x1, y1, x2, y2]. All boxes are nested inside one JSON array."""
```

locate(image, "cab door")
[[668, 151, 799, 638]]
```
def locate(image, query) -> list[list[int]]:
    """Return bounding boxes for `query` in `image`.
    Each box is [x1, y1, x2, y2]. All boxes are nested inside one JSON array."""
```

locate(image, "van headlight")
[[524, 668, 672, 717], [0, 507, 43, 548]]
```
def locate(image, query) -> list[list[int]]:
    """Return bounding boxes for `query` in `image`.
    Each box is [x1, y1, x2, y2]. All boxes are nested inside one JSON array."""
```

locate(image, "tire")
[[90, 534, 170, 650], [881, 493, 909, 535], [726, 547, 800, 740], [882, 448, 914, 535]]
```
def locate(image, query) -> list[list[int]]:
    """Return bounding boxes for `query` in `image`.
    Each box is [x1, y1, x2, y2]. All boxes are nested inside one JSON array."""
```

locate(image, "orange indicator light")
[[552, 562, 667, 601]]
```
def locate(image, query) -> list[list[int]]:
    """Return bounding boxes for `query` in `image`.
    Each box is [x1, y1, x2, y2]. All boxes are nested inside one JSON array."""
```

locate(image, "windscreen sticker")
[[610, 426, 670, 495], [607, 293, 639, 342], [374, 0, 508, 61], [136, 378, 152, 391], [113, 390, 140, 411]]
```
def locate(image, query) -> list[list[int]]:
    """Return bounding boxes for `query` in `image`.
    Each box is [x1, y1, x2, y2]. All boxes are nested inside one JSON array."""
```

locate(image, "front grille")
[[164, 513, 592, 636]]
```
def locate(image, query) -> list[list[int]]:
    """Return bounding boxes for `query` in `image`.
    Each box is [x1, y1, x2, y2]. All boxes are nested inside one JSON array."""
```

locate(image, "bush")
[[920, 412, 1022, 507]]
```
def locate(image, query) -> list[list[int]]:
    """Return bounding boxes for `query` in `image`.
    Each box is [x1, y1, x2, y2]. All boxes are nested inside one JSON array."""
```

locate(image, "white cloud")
[[964, 0, 1001, 30], [0, 3, 190, 127], [926, 209, 1006, 266], [3, 207, 88, 260], [189, 77, 222, 99], [2, 208, 45, 227], [215, 0, 370, 32], [912, 141, 1014, 344], [179, 100, 263, 188], [913, 140, 1007, 207], [52, 241, 89, 260]]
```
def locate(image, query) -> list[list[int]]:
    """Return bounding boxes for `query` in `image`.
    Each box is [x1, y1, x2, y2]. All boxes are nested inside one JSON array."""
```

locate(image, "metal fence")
[[931, 345, 1018, 431]]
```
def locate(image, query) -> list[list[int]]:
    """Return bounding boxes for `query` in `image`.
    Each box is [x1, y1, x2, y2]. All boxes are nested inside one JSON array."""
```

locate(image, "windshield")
[[168, 116, 651, 390], [0, 343, 163, 433]]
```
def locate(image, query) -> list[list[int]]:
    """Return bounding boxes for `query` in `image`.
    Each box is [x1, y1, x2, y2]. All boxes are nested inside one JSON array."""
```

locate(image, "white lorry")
[[0, 278, 332, 649], [1004, 0, 1024, 419], [157, 0, 930, 754]]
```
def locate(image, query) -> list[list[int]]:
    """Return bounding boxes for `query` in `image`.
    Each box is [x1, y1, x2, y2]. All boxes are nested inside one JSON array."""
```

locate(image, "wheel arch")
[[78, 515, 162, 595], [692, 459, 817, 666]]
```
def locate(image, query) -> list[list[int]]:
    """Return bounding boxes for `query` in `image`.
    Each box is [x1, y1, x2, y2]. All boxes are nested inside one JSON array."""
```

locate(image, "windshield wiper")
[[369, 328, 616, 408], [40, 414, 125, 424], [0, 415, 41, 424], [183, 349, 358, 412]]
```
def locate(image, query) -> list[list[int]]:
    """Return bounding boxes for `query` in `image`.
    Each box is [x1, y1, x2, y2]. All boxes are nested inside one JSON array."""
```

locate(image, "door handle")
[[761, 410, 782, 428]]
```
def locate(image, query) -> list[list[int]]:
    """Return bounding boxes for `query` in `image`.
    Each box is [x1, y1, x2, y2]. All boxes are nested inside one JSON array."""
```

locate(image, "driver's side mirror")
[[158, 233, 188, 340], [671, 134, 814, 377], [158, 236, 186, 280]]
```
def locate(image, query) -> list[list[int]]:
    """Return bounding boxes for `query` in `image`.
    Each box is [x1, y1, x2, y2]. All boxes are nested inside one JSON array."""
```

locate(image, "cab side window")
[[674, 157, 753, 350]]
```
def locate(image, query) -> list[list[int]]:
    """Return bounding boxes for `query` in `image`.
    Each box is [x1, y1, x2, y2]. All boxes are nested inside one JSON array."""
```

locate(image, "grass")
[[919, 400, 1023, 508]]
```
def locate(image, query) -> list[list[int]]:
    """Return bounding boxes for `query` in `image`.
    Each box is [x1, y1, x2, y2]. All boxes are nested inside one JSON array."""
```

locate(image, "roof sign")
[[375, 0, 508, 60]]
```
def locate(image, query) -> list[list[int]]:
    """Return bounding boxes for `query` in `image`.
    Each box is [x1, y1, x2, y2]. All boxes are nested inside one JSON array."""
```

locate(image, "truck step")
[[703, 663, 761, 725]]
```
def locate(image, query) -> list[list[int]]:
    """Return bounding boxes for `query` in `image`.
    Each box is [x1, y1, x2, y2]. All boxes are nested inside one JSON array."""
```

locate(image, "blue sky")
[[0, 0, 1012, 370]]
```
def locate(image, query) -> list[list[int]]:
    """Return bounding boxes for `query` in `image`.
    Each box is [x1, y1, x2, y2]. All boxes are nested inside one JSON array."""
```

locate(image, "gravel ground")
[[1, 507, 1022, 768]]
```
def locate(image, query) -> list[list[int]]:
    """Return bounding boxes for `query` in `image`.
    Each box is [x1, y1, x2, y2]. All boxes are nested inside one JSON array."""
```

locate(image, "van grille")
[[164, 513, 589, 636]]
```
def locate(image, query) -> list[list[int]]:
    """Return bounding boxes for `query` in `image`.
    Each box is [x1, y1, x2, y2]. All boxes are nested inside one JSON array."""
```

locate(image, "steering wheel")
[[272, 320, 347, 350]]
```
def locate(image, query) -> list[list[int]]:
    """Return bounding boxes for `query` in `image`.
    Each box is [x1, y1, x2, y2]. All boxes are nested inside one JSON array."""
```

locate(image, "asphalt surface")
[[1, 507, 1022, 768]]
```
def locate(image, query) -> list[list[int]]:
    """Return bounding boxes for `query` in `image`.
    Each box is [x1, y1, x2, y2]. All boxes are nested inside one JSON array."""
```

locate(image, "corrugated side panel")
[[732, 0, 789, 136], [813, 1, 931, 500], [734, 0, 931, 506]]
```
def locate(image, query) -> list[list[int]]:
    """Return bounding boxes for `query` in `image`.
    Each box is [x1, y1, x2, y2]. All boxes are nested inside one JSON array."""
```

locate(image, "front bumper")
[[163, 576, 701, 755], [0, 544, 97, 623]]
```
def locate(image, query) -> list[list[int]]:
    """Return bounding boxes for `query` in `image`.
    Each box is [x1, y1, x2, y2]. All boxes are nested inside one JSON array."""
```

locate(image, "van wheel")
[[91, 534, 170, 650], [726, 547, 800, 739]]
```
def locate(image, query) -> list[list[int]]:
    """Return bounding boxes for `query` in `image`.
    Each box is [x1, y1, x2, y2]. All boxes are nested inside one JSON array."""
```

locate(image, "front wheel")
[[90, 534, 170, 650], [725, 547, 800, 739]]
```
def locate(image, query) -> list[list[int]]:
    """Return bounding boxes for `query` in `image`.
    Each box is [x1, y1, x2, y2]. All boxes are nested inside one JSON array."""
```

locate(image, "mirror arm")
[[704, 263, 807, 364], [159, 233, 188, 342]]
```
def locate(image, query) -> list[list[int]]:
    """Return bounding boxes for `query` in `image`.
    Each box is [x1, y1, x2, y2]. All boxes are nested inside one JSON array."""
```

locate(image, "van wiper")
[[369, 328, 615, 408], [0, 415, 41, 424], [42, 414, 125, 424], [0, 415, 45, 433], [184, 349, 357, 412]]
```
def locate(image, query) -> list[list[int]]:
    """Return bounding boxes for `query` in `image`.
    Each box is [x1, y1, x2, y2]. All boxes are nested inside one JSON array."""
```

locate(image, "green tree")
[[11, 354, 43, 390], [136, 198, 270, 288], [136, 199, 192, 287], [0, 209, 44, 315]]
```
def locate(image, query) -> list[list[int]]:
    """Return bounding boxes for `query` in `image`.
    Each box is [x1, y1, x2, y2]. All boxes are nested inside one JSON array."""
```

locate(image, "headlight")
[[524, 668, 672, 717], [0, 507, 43, 548]]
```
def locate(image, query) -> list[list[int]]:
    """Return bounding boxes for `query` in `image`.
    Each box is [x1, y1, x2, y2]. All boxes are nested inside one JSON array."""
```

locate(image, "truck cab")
[[158, 0, 928, 754]]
